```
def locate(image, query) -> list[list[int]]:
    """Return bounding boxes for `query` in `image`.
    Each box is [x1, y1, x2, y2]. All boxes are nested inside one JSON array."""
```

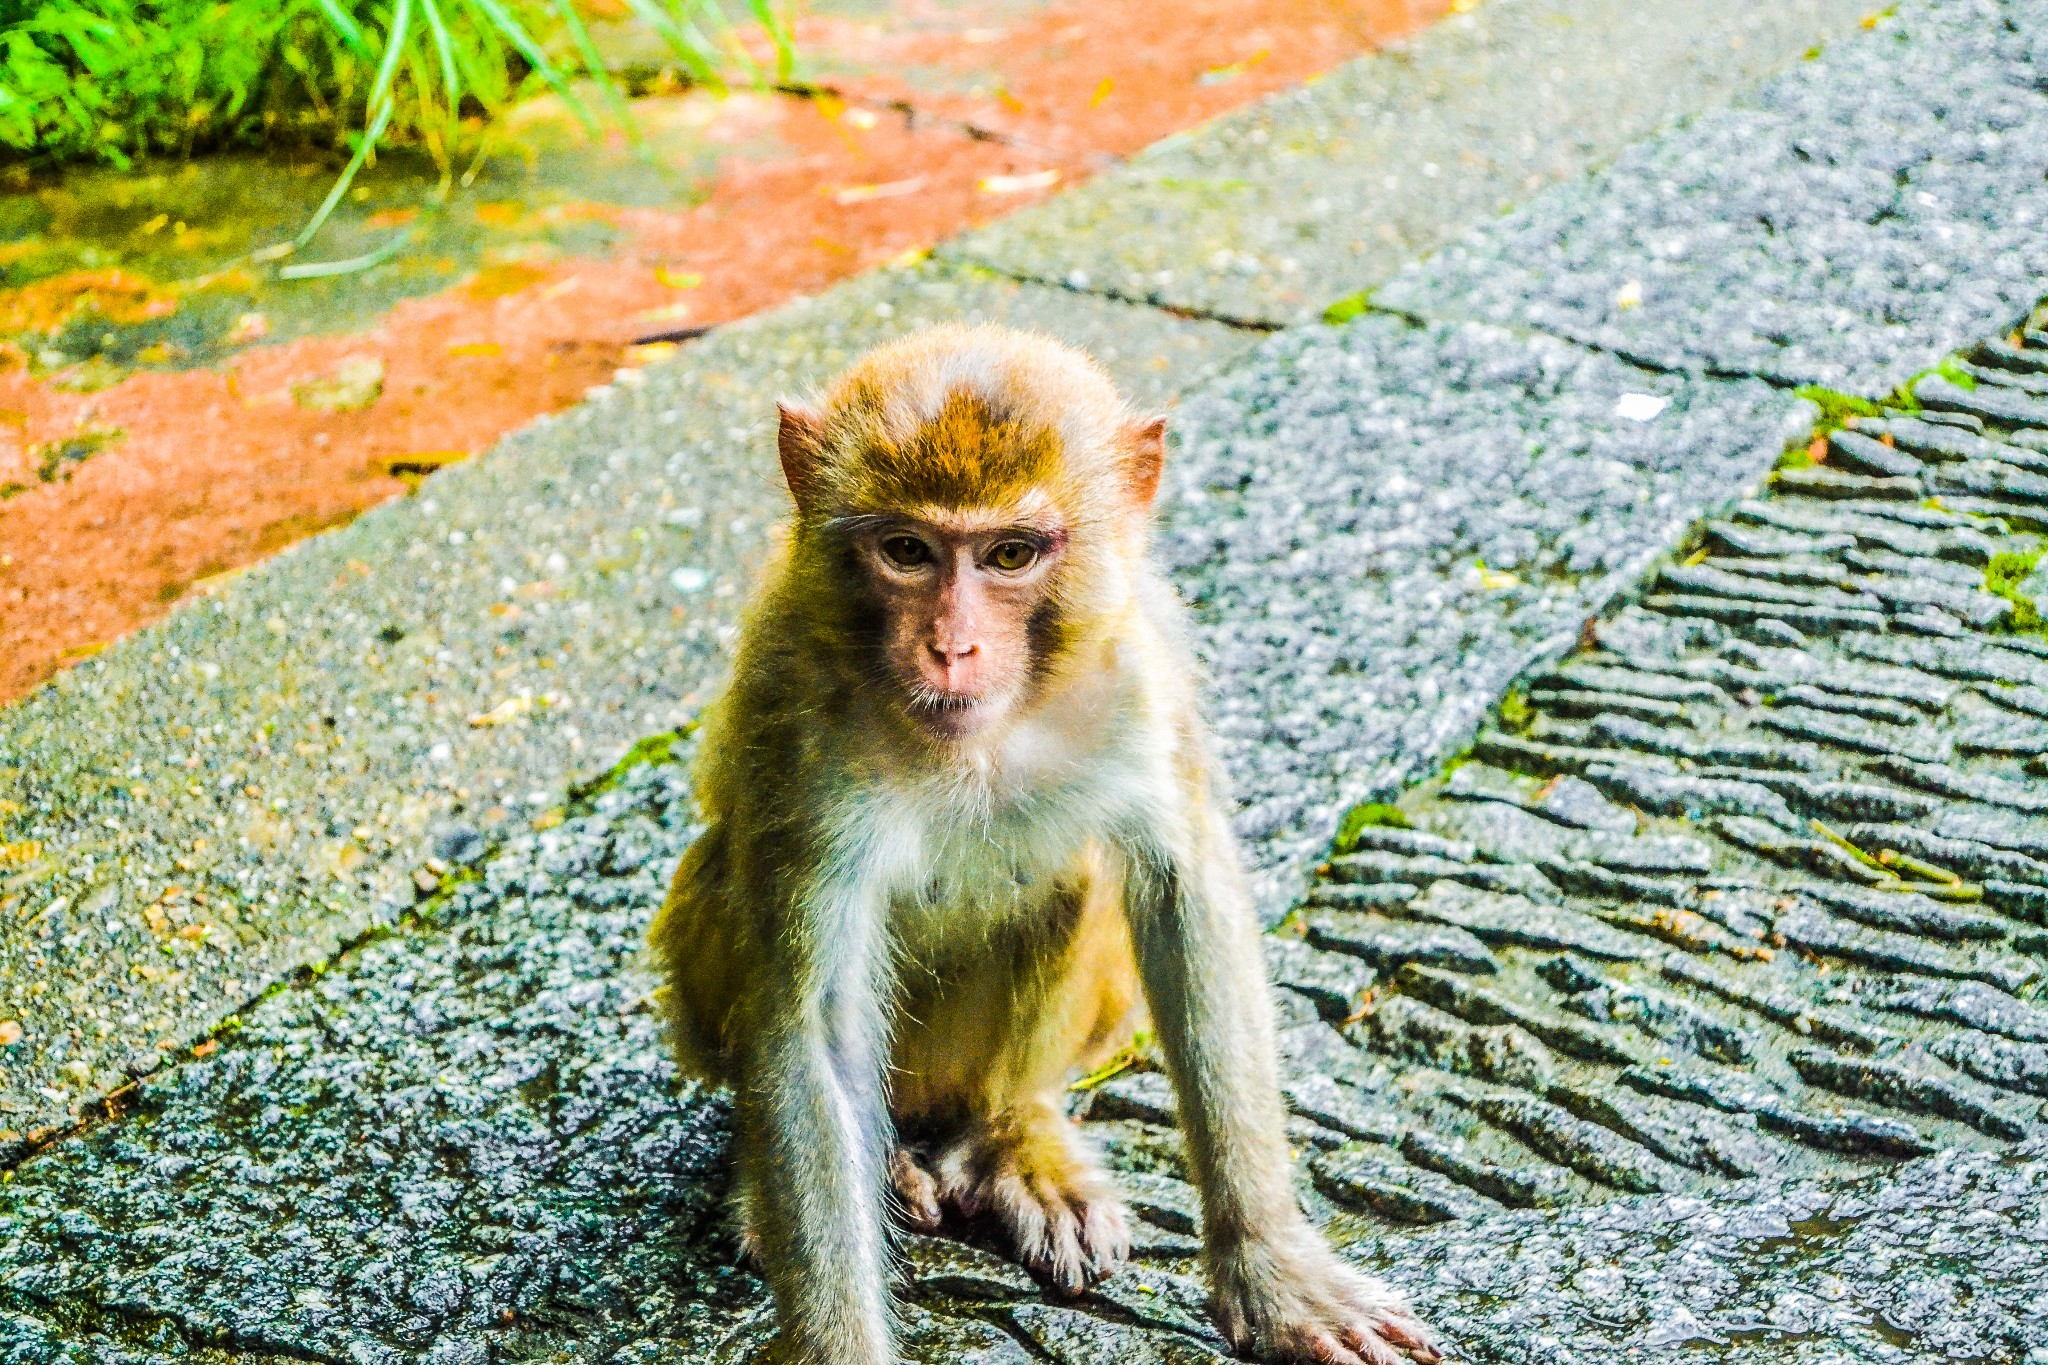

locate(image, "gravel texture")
[[1377, 0, 2048, 395], [1161, 313, 1805, 914], [945, 0, 1876, 325]]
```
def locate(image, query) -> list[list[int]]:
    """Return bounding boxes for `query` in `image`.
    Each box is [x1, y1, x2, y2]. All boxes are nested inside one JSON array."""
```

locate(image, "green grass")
[[1793, 384, 1883, 437], [1985, 546, 2046, 633], [1331, 801, 1409, 855], [1322, 290, 1370, 325], [2, 1, 791, 240]]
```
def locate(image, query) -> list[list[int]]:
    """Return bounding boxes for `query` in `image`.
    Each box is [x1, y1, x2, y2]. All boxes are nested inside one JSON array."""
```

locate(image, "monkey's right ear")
[[777, 402, 829, 510]]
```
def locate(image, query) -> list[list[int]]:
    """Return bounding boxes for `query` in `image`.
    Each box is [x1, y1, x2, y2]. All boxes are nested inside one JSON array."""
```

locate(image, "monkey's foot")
[[930, 1119, 1130, 1295], [890, 1145, 945, 1233], [1211, 1231, 1439, 1365]]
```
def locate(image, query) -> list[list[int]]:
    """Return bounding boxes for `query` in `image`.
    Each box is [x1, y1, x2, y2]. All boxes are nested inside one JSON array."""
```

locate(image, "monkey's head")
[[775, 325, 1168, 743]]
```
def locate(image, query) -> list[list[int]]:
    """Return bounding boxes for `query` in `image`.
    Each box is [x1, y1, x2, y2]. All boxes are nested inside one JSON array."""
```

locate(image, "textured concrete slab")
[[1161, 314, 1807, 913], [1377, 0, 2048, 395], [5, 672, 2041, 1363], [944, 0, 1877, 325], [0, 263, 1258, 1141]]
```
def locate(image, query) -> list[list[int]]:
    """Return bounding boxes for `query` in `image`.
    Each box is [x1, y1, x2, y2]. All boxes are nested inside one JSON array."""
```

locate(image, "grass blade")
[[615, 0, 721, 85], [293, 94, 395, 249], [461, 0, 602, 135], [312, 0, 376, 59], [548, 0, 641, 148], [743, 0, 794, 83], [417, 0, 462, 105], [367, 0, 415, 115]]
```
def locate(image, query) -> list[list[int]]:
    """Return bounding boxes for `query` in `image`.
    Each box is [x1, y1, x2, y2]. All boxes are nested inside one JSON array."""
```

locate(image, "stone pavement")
[[7, 0, 2048, 1360]]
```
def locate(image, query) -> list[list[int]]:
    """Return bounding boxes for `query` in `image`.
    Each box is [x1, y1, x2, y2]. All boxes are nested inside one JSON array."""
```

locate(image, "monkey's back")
[[650, 819, 752, 1084]]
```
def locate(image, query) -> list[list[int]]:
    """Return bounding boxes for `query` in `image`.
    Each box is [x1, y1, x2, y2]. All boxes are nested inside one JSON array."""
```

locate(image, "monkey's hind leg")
[[909, 876, 1140, 1295]]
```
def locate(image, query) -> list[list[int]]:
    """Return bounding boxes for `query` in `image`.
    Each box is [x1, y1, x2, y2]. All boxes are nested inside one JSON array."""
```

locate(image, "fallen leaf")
[[469, 695, 536, 728], [833, 177, 927, 205], [655, 266, 703, 289], [1090, 78, 1114, 107], [626, 342, 677, 366], [57, 642, 104, 661], [978, 169, 1059, 195], [366, 207, 419, 229], [0, 841, 40, 868], [0, 1020, 22, 1047], [467, 262, 550, 299], [474, 201, 522, 227], [636, 301, 694, 325], [446, 341, 502, 358], [0, 269, 177, 334], [191, 1038, 218, 1058]]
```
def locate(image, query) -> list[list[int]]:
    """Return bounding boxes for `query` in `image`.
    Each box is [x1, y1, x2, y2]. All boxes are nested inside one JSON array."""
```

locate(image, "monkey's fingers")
[[1358, 1308, 1440, 1363], [1334, 1321, 1428, 1365], [1288, 1326, 1370, 1365]]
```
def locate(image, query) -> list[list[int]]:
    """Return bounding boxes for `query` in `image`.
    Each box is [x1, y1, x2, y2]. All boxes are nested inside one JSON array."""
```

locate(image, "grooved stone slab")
[[1378, 0, 2048, 394], [0, 263, 1257, 1135], [1161, 314, 1806, 914], [945, 0, 1877, 324]]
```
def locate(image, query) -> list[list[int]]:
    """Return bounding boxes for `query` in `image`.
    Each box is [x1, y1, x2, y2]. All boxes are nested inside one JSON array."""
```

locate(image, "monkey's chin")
[[907, 692, 1002, 742]]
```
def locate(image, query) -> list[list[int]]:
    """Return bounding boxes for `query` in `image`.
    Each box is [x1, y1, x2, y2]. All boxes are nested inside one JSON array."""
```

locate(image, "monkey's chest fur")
[[859, 749, 1156, 1121], [655, 720, 1160, 1124]]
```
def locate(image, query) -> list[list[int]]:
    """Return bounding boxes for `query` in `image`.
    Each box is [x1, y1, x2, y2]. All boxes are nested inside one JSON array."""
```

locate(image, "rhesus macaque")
[[651, 325, 1436, 1365]]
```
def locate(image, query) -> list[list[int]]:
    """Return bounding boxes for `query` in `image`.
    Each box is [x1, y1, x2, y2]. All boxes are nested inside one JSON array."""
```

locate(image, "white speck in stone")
[[1614, 393, 1669, 422], [671, 566, 710, 593]]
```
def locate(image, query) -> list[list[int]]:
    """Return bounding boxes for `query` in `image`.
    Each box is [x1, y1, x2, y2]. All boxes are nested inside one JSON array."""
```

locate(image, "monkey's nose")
[[929, 641, 979, 691]]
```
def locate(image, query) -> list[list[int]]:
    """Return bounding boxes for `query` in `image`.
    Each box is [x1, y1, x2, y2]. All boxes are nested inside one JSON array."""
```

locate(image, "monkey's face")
[[850, 509, 1068, 741]]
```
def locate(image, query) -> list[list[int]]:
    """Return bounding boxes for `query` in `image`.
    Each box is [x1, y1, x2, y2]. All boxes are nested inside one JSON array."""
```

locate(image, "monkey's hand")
[[1210, 1227, 1439, 1365]]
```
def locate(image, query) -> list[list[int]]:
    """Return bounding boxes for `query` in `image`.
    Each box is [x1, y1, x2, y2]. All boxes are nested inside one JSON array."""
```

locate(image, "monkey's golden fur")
[[650, 325, 1434, 1365]]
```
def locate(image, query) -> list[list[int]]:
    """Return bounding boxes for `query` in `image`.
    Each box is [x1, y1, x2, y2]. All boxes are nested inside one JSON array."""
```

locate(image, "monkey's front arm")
[[730, 876, 897, 1365], [1121, 796, 1437, 1365]]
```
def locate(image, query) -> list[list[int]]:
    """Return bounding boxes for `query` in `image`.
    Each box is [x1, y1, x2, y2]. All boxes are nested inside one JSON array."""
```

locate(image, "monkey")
[[650, 324, 1437, 1365]]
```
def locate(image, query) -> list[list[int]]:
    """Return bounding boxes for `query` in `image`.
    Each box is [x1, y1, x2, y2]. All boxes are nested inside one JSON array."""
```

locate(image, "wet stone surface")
[[1378, 0, 2048, 396], [1161, 312, 1804, 914], [7, 322, 2048, 1363]]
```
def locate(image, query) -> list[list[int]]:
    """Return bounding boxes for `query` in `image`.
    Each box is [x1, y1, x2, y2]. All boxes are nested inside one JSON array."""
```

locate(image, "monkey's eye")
[[881, 535, 934, 568], [987, 540, 1038, 573]]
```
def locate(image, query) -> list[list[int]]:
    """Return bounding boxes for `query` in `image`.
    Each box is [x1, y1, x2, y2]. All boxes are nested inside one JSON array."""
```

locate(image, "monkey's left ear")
[[1126, 416, 1169, 508], [777, 402, 829, 511]]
